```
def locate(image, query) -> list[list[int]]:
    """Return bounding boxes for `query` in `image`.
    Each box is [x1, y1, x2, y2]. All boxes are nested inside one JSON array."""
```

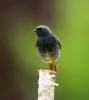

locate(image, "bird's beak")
[[32, 29, 37, 32]]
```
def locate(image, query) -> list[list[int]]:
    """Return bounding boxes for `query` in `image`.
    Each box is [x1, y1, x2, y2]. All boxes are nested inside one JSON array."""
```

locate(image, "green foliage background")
[[1, 0, 89, 100]]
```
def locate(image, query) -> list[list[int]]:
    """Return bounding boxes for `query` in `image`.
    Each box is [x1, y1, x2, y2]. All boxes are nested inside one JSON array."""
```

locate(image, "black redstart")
[[33, 25, 61, 75]]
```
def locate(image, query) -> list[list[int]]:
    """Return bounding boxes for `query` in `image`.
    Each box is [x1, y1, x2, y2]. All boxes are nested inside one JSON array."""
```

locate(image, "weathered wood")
[[38, 69, 59, 100]]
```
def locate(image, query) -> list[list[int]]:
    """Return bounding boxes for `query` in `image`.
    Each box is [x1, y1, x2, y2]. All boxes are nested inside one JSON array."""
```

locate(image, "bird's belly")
[[41, 53, 57, 63], [36, 49, 60, 63]]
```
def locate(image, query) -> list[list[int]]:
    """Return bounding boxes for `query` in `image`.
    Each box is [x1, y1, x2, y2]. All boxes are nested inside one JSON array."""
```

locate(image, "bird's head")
[[32, 25, 52, 37]]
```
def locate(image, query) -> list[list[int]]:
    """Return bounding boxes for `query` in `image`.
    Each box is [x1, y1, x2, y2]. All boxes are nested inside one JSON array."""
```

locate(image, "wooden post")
[[38, 69, 59, 100]]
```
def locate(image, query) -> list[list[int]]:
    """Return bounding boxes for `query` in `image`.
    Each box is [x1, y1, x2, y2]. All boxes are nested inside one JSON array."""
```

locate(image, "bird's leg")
[[54, 61, 58, 75], [52, 61, 55, 71], [49, 63, 53, 70], [41, 62, 45, 69], [48, 61, 55, 71], [48, 61, 58, 75], [48, 61, 55, 70]]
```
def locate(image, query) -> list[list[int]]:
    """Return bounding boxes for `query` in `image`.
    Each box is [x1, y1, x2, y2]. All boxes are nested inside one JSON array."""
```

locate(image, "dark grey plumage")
[[33, 25, 61, 63]]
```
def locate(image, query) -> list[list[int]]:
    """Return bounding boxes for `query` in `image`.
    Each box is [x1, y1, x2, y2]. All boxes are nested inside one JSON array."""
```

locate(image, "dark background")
[[0, 0, 89, 100]]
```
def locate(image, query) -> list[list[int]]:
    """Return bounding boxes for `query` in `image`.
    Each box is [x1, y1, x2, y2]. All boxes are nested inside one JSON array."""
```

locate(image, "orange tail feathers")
[[48, 62, 58, 75]]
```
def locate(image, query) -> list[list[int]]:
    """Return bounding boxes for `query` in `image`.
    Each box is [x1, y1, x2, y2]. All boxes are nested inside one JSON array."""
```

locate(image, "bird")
[[33, 25, 61, 75]]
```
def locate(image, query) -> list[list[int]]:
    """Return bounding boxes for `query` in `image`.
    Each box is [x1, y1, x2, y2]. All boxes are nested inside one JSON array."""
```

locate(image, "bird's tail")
[[48, 61, 58, 75]]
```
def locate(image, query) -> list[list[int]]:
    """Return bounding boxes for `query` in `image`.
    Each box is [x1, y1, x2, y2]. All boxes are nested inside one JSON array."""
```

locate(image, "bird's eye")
[[36, 28, 42, 31]]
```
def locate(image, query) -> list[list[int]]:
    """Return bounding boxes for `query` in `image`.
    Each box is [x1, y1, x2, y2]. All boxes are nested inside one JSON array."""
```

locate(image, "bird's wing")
[[54, 36, 61, 50], [58, 40, 61, 50]]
